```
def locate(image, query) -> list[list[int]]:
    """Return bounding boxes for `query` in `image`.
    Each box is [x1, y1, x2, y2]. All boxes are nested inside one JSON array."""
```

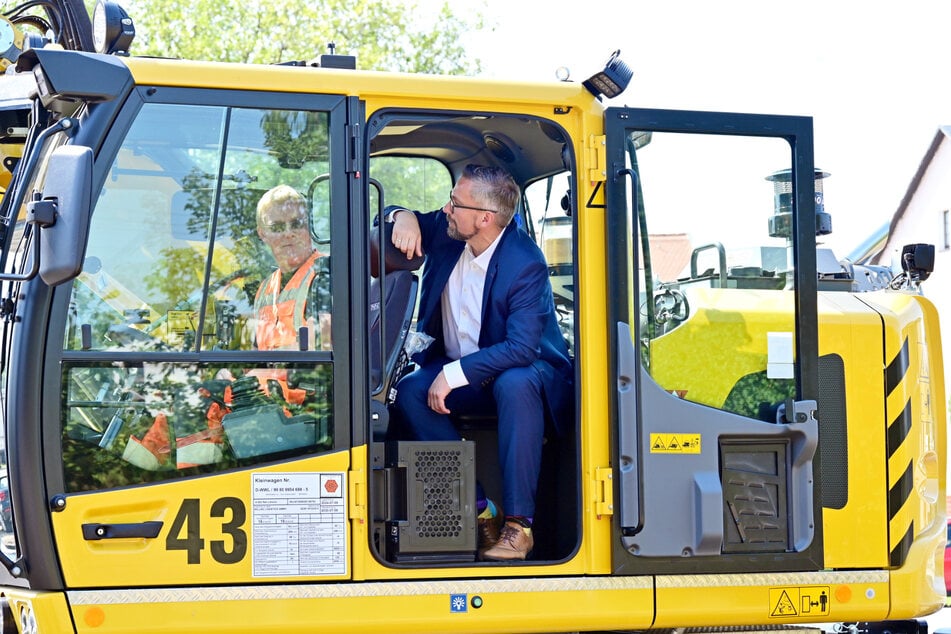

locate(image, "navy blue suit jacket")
[[405, 207, 574, 435]]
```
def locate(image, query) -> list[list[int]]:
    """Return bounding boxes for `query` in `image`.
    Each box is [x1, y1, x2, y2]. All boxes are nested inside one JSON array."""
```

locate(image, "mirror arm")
[[0, 192, 59, 282], [0, 221, 43, 282], [0, 117, 77, 283]]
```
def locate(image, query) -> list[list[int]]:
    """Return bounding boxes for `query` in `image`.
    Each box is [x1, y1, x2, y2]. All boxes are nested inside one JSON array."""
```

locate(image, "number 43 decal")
[[166, 497, 247, 564]]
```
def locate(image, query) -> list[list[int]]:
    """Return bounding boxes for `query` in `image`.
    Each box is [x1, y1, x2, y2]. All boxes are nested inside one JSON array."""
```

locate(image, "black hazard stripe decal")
[[887, 462, 913, 521], [886, 398, 912, 456], [885, 337, 912, 567], [890, 518, 915, 567], [885, 338, 909, 396]]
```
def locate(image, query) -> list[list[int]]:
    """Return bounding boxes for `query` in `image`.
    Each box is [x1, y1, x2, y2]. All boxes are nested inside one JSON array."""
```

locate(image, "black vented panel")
[[817, 354, 847, 509], [412, 448, 467, 539], [385, 441, 476, 562], [721, 441, 789, 552]]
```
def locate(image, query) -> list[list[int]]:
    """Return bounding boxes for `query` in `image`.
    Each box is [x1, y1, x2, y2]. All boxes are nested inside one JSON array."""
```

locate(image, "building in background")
[[870, 125, 951, 408]]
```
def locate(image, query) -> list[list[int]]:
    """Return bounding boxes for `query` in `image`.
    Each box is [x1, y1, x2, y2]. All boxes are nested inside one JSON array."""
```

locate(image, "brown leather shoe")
[[477, 508, 503, 557], [482, 521, 533, 561]]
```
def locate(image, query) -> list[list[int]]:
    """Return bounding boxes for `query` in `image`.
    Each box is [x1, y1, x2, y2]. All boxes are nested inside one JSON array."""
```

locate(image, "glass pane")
[[630, 132, 797, 421], [209, 107, 332, 352], [62, 362, 333, 492], [524, 172, 574, 355], [369, 156, 450, 213], [65, 104, 332, 352], [66, 103, 222, 352]]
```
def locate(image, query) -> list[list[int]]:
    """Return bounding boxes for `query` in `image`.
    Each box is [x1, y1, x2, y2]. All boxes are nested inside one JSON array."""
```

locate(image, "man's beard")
[[447, 218, 476, 242]]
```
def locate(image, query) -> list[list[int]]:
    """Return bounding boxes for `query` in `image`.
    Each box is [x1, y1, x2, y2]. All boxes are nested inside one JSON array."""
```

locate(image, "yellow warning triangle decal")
[[771, 590, 798, 616]]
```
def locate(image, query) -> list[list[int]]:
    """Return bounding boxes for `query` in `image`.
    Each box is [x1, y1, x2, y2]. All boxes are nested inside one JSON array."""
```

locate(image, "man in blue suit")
[[386, 164, 573, 561]]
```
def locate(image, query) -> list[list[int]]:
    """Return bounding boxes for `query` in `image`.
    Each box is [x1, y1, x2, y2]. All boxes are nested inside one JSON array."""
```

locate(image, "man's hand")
[[391, 210, 423, 260], [427, 370, 453, 414]]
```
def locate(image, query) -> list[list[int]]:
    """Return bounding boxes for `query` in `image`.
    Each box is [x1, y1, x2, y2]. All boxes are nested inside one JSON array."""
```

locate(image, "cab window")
[[524, 173, 574, 354], [370, 156, 449, 213], [630, 132, 796, 421], [60, 101, 338, 492], [65, 104, 332, 353]]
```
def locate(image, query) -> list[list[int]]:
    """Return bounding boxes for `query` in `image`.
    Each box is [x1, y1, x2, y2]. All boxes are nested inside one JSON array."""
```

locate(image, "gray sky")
[[458, 0, 951, 257]]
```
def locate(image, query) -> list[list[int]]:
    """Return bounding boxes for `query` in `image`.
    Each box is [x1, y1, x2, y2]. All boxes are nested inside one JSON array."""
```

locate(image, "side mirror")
[[38, 145, 93, 285]]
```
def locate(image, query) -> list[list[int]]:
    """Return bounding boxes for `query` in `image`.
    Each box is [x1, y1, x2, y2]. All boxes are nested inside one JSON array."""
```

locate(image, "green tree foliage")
[[370, 156, 451, 214], [123, 0, 482, 73]]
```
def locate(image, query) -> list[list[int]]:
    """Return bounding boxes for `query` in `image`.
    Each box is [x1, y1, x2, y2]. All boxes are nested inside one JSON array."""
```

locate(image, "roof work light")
[[583, 50, 633, 100], [92, 0, 135, 55]]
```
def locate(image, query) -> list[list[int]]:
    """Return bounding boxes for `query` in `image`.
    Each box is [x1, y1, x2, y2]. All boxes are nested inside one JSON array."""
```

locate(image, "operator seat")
[[368, 270, 417, 398]]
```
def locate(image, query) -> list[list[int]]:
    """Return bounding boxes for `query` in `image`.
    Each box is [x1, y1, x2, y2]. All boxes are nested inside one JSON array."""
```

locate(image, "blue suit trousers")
[[392, 359, 545, 518]]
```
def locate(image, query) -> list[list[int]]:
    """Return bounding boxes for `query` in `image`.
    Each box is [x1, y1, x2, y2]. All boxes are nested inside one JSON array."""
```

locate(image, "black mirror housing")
[[39, 145, 92, 286]]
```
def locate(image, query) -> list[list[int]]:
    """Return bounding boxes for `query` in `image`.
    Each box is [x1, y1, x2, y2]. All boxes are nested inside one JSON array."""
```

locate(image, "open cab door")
[[603, 108, 825, 576]]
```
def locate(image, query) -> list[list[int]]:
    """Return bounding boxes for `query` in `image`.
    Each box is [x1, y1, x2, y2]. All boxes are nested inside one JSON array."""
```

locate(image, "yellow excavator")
[[0, 1, 942, 632]]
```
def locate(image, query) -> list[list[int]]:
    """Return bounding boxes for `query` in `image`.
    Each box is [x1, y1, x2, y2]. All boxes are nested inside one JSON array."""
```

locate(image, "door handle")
[[82, 521, 163, 540]]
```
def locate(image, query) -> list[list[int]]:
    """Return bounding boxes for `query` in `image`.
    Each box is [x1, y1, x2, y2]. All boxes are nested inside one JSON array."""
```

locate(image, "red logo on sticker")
[[324, 479, 339, 493]]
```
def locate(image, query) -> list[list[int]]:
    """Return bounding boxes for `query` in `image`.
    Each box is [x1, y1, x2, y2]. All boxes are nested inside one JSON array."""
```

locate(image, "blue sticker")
[[450, 594, 468, 613]]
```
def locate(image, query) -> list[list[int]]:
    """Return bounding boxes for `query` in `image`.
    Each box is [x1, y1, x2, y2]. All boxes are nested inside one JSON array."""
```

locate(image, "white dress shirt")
[[440, 231, 504, 388]]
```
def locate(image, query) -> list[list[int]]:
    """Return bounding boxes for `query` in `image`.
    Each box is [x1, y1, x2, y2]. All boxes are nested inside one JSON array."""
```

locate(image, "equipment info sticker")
[[251, 472, 346, 577]]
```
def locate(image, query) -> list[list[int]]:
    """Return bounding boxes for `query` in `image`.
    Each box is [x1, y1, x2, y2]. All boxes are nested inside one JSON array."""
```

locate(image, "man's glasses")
[[448, 193, 498, 214], [264, 217, 308, 233]]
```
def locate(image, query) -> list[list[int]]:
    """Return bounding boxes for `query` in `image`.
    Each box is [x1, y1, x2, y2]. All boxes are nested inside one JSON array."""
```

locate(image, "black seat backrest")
[[367, 217, 424, 440], [368, 270, 418, 399]]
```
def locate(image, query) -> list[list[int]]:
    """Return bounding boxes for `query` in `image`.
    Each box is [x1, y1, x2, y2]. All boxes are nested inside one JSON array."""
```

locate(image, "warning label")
[[649, 433, 701, 454], [768, 586, 830, 618]]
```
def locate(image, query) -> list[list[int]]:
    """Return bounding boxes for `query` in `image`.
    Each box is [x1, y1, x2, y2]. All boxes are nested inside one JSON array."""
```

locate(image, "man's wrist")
[[385, 208, 407, 223]]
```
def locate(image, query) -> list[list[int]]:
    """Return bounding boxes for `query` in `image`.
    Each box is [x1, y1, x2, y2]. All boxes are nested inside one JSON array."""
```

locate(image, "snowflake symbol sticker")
[[450, 594, 468, 613]]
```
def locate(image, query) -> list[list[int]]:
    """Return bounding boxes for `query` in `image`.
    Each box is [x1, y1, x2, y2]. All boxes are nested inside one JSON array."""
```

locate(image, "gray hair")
[[463, 164, 520, 227]]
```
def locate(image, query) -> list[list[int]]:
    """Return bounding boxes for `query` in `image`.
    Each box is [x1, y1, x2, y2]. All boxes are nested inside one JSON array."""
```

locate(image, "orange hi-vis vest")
[[254, 250, 323, 351]]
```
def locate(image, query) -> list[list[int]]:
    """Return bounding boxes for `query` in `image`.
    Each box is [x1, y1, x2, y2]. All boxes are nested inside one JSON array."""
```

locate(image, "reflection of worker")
[[122, 186, 330, 473], [387, 164, 573, 561], [254, 185, 331, 351]]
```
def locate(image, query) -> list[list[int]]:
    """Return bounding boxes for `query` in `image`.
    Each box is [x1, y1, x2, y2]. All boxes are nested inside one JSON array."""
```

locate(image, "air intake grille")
[[413, 449, 466, 539], [385, 441, 476, 562]]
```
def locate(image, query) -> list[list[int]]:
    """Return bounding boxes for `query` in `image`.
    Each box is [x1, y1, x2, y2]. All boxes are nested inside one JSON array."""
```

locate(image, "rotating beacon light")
[[765, 168, 831, 289], [765, 168, 832, 240]]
